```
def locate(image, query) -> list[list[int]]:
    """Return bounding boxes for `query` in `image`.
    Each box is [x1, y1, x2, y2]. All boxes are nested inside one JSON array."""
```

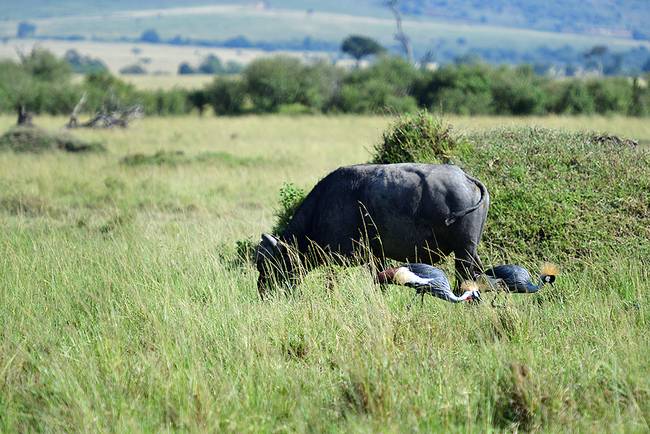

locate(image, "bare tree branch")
[[386, 0, 413, 63]]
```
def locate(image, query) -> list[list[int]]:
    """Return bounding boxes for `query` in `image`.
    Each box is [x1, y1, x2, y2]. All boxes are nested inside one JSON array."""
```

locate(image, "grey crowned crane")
[[377, 263, 481, 304], [477, 263, 559, 293]]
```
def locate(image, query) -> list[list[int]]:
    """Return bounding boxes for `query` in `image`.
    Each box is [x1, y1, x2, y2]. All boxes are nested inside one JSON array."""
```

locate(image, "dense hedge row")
[[1, 49, 648, 117]]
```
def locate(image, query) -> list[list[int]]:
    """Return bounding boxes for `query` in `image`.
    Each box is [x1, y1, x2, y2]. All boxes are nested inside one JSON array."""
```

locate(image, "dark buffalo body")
[[256, 163, 489, 294]]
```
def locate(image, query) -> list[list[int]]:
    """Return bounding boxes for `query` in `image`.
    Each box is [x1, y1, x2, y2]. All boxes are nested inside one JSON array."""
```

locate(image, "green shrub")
[[550, 80, 595, 114], [490, 67, 547, 115], [415, 63, 493, 114], [271, 183, 306, 236], [371, 110, 466, 164], [244, 57, 304, 112], [332, 57, 419, 113], [299, 61, 341, 111], [586, 78, 632, 114], [205, 78, 247, 115]]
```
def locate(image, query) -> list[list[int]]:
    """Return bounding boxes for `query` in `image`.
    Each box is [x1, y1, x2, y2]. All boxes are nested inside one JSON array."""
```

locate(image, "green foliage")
[[586, 78, 633, 114], [371, 118, 650, 261], [19, 48, 71, 82], [550, 81, 595, 114], [490, 66, 547, 115], [416, 63, 493, 114], [0, 126, 104, 153], [204, 78, 247, 115], [0, 115, 649, 432], [244, 57, 304, 112], [119, 64, 147, 75], [271, 182, 306, 236], [341, 35, 385, 61], [372, 110, 465, 164], [0, 49, 648, 117], [149, 89, 189, 115], [334, 57, 418, 113], [465, 128, 650, 261], [64, 49, 107, 74]]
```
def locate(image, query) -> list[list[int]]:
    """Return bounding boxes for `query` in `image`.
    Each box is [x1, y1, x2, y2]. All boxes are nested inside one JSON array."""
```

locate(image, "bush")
[[414, 63, 493, 114], [371, 110, 465, 164], [148, 89, 189, 115], [586, 78, 632, 114], [64, 49, 107, 74], [178, 62, 195, 75], [332, 57, 419, 113], [271, 183, 307, 236], [19, 48, 71, 82], [550, 81, 595, 114], [490, 66, 547, 115], [205, 78, 247, 115], [299, 61, 341, 111], [244, 57, 304, 112], [140, 29, 161, 43], [119, 64, 147, 75]]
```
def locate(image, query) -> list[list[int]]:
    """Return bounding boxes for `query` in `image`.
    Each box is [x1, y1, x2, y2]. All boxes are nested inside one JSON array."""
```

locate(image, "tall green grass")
[[1, 115, 649, 431]]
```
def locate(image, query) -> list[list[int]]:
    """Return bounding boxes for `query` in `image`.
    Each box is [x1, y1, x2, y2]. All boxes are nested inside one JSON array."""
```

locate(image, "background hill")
[[0, 1, 649, 75], [2, 0, 648, 39], [398, 0, 649, 39]]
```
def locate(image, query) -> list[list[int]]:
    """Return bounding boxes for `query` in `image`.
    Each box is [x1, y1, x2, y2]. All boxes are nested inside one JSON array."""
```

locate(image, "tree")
[[341, 35, 385, 66], [178, 62, 195, 75], [198, 55, 224, 74], [19, 48, 71, 82], [584, 45, 608, 75], [119, 64, 146, 75], [16, 21, 36, 38], [140, 29, 161, 44], [385, 0, 413, 63], [64, 49, 107, 74]]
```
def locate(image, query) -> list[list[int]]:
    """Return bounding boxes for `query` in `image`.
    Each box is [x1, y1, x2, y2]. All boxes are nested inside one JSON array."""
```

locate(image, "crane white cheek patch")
[[393, 267, 428, 286]]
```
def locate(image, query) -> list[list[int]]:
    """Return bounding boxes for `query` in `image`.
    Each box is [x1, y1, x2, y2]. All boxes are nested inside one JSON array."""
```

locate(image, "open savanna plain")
[[1, 114, 649, 432]]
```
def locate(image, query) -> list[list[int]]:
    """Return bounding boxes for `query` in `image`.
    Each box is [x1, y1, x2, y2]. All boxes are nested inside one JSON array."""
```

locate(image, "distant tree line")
[[16, 19, 650, 76], [1, 49, 648, 117], [193, 56, 649, 116]]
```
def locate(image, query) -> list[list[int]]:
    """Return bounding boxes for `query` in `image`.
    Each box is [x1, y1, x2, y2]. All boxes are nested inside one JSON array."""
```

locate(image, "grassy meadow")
[[1, 114, 649, 432]]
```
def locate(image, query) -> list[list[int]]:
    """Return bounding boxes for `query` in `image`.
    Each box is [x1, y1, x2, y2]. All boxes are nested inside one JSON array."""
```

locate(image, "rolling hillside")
[[0, 1, 648, 74]]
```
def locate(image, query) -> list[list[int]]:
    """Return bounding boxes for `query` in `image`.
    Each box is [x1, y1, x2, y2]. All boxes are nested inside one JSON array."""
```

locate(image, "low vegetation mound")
[[371, 111, 650, 262], [120, 150, 262, 167], [371, 110, 466, 164], [0, 126, 104, 153]]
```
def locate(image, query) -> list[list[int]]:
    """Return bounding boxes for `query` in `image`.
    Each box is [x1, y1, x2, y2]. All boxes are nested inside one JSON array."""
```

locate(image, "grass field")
[[1, 114, 649, 431]]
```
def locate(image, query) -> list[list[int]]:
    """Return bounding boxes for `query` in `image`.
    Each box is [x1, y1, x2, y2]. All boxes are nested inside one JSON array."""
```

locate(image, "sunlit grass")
[[0, 114, 648, 431]]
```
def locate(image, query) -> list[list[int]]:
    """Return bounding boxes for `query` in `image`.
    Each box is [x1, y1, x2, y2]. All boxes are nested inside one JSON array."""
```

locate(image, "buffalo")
[[256, 163, 489, 296]]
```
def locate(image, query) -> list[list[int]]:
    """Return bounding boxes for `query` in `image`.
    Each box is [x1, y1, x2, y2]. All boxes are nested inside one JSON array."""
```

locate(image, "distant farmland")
[[0, 38, 328, 76], [1, 3, 648, 57]]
